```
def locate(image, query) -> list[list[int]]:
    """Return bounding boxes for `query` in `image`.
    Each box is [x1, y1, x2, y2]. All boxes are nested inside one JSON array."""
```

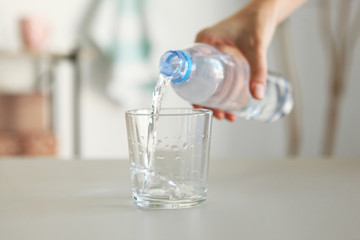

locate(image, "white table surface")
[[0, 158, 359, 240]]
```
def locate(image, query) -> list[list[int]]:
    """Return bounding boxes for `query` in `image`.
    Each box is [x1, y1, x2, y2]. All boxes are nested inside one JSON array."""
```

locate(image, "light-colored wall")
[[0, 0, 359, 159]]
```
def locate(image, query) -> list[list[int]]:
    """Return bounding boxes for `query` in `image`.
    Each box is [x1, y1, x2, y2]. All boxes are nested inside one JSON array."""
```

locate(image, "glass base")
[[133, 195, 206, 209]]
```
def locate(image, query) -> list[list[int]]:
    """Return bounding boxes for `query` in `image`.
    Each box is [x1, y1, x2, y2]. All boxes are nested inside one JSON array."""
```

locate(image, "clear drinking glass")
[[125, 108, 213, 209]]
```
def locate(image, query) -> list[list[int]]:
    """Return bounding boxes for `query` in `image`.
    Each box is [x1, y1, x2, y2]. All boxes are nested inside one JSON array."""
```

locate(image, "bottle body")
[[159, 43, 293, 123]]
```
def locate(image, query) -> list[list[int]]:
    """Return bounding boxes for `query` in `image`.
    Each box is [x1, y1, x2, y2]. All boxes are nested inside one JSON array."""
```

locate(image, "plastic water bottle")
[[159, 43, 293, 123]]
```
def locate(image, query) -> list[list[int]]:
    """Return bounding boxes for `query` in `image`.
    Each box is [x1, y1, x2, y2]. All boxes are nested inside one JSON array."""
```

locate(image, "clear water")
[[132, 149, 207, 207], [144, 74, 171, 169], [140, 74, 172, 197]]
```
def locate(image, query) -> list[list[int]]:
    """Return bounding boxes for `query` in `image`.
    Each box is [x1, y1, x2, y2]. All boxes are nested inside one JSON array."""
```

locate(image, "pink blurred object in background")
[[11, 93, 51, 132], [0, 93, 50, 132], [0, 133, 21, 156], [20, 132, 56, 156], [0, 95, 8, 131], [0, 93, 56, 156], [20, 16, 49, 53]]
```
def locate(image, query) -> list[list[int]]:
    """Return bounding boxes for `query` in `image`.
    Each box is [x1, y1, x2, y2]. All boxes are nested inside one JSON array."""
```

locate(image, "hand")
[[194, 0, 279, 121], [193, 104, 237, 122]]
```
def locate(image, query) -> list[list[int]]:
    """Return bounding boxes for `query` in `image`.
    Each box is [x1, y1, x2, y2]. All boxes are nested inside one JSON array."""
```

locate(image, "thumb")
[[247, 48, 267, 100]]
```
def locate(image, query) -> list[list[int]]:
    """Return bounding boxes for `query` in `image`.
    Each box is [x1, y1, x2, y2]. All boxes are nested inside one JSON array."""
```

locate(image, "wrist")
[[248, 0, 282, 25], [250, 0, 307, 24]]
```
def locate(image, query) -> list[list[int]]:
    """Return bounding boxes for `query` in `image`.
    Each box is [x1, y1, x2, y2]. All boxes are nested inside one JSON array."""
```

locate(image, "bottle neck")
[[159, 50, 192, 83]]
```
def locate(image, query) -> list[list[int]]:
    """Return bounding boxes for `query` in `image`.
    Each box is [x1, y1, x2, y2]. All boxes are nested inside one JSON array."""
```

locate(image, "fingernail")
[[227, 114, 236, 122], [252, 83, 265, 100], [216, 112, 225, 119]]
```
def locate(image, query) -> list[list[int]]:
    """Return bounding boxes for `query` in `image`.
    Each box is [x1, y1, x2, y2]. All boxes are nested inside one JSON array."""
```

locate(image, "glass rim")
[[125, 108, 213, 117]]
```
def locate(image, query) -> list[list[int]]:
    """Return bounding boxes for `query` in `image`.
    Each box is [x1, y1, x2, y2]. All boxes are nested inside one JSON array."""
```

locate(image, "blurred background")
[[0, 0, 359, 160]]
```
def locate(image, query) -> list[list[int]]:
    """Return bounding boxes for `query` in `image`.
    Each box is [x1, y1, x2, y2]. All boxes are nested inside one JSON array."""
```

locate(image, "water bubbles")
[[201, 134, 205, 138], [139, 151, 143, 155], [141, 136, 145, 141], [183, 143, 188, 149], [157, 140, 162, 145], [156, 156, 165, 160], [171, 145, 179, 151], [165, 144, 170, 148], [175, 156, 182, 161], [131, 140, 136, 145]]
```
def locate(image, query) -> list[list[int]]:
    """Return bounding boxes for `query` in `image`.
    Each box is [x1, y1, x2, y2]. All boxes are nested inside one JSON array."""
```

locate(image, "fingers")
[[193, 104, 203, 109], [196, 28, 234, 50], [224, 112, 236, 122], [195, 28, 214, 44], [193, 104, 236, 122], [198, 29, 268, 101], [213, 109, 236, 122], [247, 46, 267, 100], [217, 44, 245, 59], [193, 104, 223, 119]]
